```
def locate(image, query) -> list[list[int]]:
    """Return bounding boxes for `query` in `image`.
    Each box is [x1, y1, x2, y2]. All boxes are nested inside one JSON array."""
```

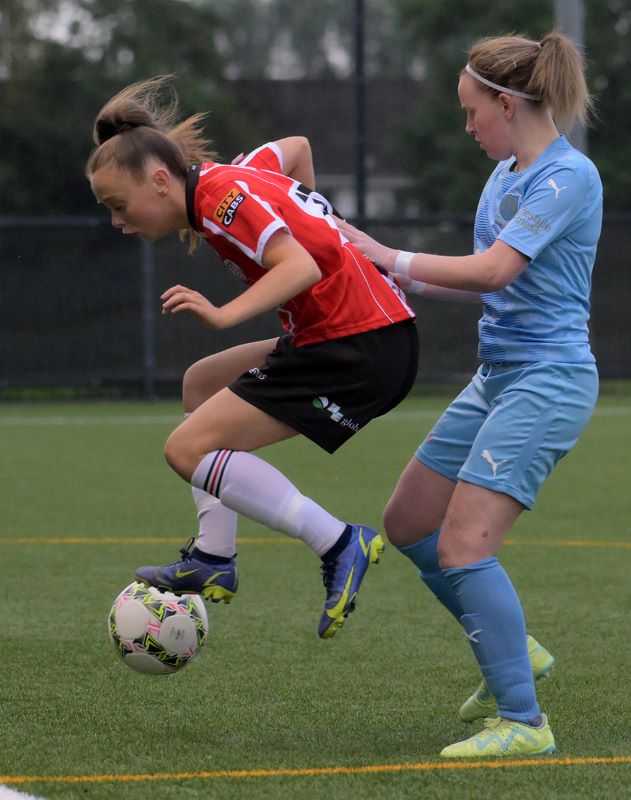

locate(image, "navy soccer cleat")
[[135, 537, 237, 603], [318, 524, 384, 639]]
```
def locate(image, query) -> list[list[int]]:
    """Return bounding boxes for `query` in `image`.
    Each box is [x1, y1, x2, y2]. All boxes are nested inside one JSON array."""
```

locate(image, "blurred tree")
[[585, 0, 631, 211], [0, 0, 249, 214], [1, 0, 628, 215], [391, 0, 552, 213], [216, 0, 419, 79], [391, 0, 630, 212]]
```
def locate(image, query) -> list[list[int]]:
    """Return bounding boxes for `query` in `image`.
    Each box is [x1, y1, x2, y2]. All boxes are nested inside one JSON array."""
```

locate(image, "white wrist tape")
[[394, 250, 415, 277]]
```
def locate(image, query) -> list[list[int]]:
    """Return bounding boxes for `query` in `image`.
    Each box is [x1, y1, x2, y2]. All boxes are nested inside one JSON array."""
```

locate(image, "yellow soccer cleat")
[[440, 714, 556, 758]]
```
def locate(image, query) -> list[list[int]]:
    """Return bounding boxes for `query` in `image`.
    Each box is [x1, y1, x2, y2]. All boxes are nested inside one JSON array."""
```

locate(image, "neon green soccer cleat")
[[440, 714, 556, 758], [459, 635, 555, 722]]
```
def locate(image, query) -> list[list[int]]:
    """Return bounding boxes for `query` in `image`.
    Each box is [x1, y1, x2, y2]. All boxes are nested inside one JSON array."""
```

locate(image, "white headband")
[[465, 63, 538, 101]]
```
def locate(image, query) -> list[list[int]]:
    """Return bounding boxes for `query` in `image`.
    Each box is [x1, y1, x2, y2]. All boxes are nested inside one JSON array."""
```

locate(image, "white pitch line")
[[0, 406, 630, 427], [0, 414, 181, 427], [0, 786, 47, 800], [383, 406, 631, 419]]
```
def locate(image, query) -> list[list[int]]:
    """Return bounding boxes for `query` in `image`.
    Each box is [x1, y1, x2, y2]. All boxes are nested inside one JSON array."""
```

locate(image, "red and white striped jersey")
[[186, 142, 414, 346]]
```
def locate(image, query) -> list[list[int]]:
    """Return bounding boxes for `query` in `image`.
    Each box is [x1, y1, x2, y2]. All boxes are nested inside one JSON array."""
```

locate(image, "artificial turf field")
[[1, 390, 630, 799]]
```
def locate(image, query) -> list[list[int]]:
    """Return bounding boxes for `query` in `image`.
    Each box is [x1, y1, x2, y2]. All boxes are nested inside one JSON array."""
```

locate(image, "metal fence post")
[[554, 0, 588, 153], [140, 239, 157, 398], [354, 0, 366, 226]]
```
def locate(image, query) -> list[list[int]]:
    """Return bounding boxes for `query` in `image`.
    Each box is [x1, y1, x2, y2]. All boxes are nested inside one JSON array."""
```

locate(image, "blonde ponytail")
[[528, 32, 594, 129]]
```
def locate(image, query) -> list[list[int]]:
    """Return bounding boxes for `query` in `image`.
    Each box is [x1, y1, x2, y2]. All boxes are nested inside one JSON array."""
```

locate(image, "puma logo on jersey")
[[481, 449, 508, 476], [547, 178, 568, 199]]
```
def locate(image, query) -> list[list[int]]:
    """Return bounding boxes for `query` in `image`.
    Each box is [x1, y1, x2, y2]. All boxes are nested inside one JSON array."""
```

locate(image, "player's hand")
[[161, 285, 228, 329], [231, 152, 245, 165], [332, 216, 396, 271]]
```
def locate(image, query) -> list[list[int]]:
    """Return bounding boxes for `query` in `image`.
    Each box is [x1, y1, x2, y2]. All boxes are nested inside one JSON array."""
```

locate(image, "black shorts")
[[229, 319, 419, 453]]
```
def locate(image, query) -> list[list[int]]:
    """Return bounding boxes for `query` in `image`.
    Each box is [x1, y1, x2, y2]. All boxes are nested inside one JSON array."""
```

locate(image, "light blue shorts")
[[416, 361, 599, 509]]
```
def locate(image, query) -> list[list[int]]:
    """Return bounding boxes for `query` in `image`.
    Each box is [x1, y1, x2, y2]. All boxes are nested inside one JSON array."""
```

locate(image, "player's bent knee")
[[383, 501, 424, 547], [383, 502, 403, 545], [164, 430, 196, 482]]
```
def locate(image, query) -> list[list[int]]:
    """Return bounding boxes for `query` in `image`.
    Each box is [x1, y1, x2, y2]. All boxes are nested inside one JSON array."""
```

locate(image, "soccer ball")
[[108, 582, 208, 675]]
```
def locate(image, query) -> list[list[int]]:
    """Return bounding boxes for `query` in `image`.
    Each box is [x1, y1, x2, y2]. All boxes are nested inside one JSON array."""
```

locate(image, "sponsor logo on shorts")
[[248, 367, 267, 380], [214, 187, 246, 227], [312, 396, 360, 432]]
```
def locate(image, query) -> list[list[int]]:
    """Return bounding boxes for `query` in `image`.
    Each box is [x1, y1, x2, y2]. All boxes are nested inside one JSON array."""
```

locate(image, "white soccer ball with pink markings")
[[108, 582, 208, 675]]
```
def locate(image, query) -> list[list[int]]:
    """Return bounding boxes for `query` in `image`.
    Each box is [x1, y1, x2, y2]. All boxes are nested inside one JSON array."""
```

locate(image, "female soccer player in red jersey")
[[86, 77, 418, 639]]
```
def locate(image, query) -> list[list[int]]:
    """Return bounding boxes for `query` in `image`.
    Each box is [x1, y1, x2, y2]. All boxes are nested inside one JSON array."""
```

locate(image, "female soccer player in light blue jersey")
[[337, 31, 602, 757]]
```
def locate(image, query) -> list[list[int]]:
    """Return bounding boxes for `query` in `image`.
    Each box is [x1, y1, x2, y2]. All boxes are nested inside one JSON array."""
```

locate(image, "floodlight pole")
[[554, 0, 588, 153], [354, 0, 366, 224]]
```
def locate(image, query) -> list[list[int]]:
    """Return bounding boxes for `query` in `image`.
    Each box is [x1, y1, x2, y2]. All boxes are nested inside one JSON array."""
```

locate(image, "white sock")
[[191, 450, 345, 556], [183, 413, 239, 558], [192, 487, 238, 558]]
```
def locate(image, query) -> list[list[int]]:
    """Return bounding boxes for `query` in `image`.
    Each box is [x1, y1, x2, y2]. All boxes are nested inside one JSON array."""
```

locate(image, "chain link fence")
[[1, 215, 629, 397]]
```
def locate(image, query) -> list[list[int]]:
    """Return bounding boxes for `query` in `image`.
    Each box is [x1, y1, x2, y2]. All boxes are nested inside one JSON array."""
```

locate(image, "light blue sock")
[[444, 557, 541, 725], [398, 530, 464, 621]]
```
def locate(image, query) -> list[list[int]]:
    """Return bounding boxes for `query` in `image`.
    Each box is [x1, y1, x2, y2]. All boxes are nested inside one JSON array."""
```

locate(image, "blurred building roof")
[[228, 77, 422, 177]]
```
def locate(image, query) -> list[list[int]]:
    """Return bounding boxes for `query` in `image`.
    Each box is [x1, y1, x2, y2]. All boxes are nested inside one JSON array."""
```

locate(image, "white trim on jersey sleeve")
[[255, 219, 289, 264], [234, 178, 290, 262], [202, 216, 287, 264], [268, 141, 284, 172], [239, 142, 284, 173]]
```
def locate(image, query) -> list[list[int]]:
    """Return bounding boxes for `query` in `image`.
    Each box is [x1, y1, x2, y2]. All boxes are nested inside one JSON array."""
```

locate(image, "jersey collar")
[[185, 165, 200, 230]]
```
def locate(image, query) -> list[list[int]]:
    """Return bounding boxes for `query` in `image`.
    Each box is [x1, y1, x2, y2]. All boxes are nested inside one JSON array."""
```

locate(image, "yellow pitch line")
[[4, 536, 630, 548], [2, 756, 631, 785], [504, 538, 631, 549]]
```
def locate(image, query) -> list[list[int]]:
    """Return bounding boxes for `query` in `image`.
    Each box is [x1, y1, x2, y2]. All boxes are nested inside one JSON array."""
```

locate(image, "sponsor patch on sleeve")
[[214, 186, 247, 227]]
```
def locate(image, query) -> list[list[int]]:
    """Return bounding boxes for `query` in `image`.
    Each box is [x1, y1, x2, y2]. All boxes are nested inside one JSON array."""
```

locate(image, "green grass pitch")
[[1, 389, 630, 799]]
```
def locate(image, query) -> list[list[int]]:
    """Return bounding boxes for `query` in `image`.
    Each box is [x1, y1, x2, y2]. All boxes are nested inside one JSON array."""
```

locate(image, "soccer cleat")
[[134, 538, 237, 603], [459, 635, 556, 722], [440, 714, 556, 758], [318, 524, 384, 639]]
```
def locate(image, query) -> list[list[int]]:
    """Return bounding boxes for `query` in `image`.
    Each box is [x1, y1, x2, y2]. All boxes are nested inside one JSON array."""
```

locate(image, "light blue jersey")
[[417, 135, 601, 507], [474, 135, 602, 363]]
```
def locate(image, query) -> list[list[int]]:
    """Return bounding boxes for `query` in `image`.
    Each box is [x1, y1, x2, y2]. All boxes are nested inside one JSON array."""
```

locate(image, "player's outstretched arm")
[[336, 217, 528, 292], [160, 231, 321, 330], [397, 275, 481, 304], [274, 136, 315, 187]]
